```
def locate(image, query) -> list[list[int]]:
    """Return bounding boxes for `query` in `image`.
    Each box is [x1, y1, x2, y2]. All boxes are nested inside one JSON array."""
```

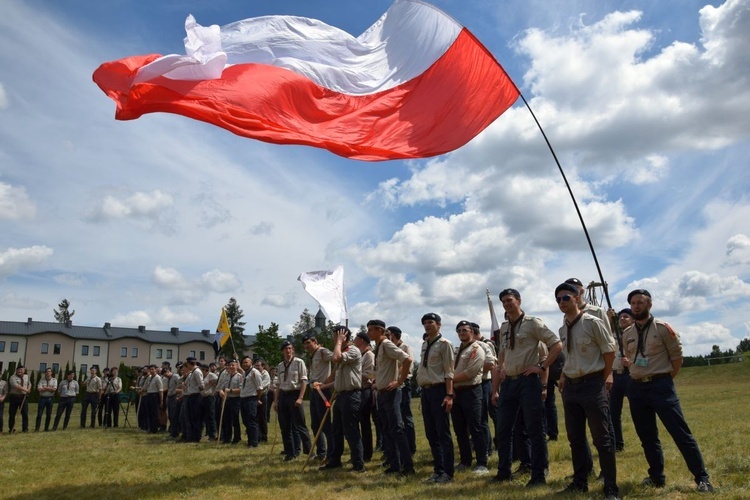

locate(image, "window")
[[93, 346, 100, 356], [53, 344, 61, 355], [81, 364, 87, 374], [120, 347, 128, 357], [82, 345, 89, 356], [41, 343, 49, 354], [166, 349, 173, 360], [11, 342, 19, 353], [156, 348, 163, 359], [199, 351, 205, 361], [52, 363, 59, 374], [131, 347, 139, 358], [40, 362, 47, 372], [190, 350, 196, 358], [0, 341, 6, 352]]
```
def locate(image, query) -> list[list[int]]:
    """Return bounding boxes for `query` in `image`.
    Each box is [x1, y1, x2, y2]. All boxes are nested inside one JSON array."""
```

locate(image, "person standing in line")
[[219, 359, 243, 444], [623, 289, 714, 493], [182, 357, 205, 442], [36, 367, 57, 432], [81, 366, 102, 429], [96, 368, 110, 427], [145, 365, 164, 433], [104, 366, 123, 428], [471, 322, 497, 459], [200, 363, 218, 440], [8, 365, 31, 433], [53, 370, 79, 430], [417, 312, 455, 484], [555, 282, 620, 500], [240, 356, 263, 448], [303, 333, 334, 461], [255, 359, 271, 442], [273, 341, 312, 461], [609, 308, 634, 452], [353, 332, 376, 463], [388, 326, 417, 456]]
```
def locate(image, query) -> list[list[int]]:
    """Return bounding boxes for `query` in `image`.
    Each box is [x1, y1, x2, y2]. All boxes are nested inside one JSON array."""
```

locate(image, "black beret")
[[627, 289, 652, 303], [356, 332, 371, 343], [302, 333, 315, 342], [421, 312, 441, 324], [185, 356, 197, 363], [280, 340, 292, 350], [366, 319, 386, 328], [386, 326, 402, 338], [499, 288, 521, 300], [455, 320, 472, 332], [565, 277, 584, 287], [555, 283, 579, 296], [618, 308, 634, 318]]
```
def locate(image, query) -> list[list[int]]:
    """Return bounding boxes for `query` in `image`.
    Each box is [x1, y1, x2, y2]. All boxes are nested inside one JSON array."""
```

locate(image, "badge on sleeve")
[[664, 323, 677, 339]]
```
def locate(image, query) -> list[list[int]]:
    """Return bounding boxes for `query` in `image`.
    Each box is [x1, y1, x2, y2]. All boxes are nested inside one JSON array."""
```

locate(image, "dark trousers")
[[258, 392, 268, 441], [562, 376, 618, 494], [513, 410, 531, 466], [240, 396, 259, 446], [378, 388, 413, 470], [310, 387, 332, 458], [452, 384, 488, 467], [36, 396, 54, 431], [480, 379, 493, 453], [359, 387, 374, 460], [9, 395, 29, 432], [168, 396, 180, 437], [496, 375, 547, 480], [146, 393, 161, 433], [222, 397, 242, 443], [401, 382, 417, 455], [54, 397, 75, 429], [330, 390, 364, 468], [610, 371, 630, 450], [278, 391, 311, 458], [81, 393, 98, 428], [136, 394, 148, 430], [421, 385, 455, 477], [184, 394, 203, 442], [545, 378, 559, 439], [201, 394, 216, 439], [97, 394, 107, 426], [627, 376, 709, 484], [0, 401, 4, 432], [104, 393, 120, 427]]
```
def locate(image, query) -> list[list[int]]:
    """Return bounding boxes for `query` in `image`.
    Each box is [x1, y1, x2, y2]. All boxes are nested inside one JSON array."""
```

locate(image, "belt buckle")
[[641, 376, 652, 383]]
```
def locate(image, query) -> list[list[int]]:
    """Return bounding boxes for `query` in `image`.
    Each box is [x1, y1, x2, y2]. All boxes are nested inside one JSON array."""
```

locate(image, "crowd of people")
[[0, 280, 715, 498]]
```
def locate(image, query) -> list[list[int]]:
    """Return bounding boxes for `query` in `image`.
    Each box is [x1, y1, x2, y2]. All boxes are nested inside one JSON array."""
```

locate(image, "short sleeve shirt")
[[453, 341, 485, 388], [38, 377, 58, 397], [360, 350, 375, 388], [622, 318, 682, 379], [309, 347, 334, 383], [559, 313, 616, 378], [500, 315, 560, 376], [416, 335, 455, 387], [277, 357, 308, 392], [333, 346, 363, 392], [374, 339, 410, 390]]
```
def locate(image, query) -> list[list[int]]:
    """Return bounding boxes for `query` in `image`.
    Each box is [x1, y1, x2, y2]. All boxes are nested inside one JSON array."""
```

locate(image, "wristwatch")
[[537, 362, 546, 370], [445, 393, 454, 399]]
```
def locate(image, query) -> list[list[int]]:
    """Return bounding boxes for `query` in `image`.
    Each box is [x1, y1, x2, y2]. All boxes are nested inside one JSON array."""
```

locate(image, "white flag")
[[298, 266, 348, 324]]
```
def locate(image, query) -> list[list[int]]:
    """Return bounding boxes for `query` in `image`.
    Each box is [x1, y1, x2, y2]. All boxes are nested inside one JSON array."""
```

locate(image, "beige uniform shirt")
[[453, 340, 485, 388], [167, 375, 181, 397], [374, 339, 410, 390], [479, 339, 497, 381], [215, 369, 230, 391], [200, 372, 217, 397], [398, 343, 414, 381], [333, 345, 363, 392], [105, 377, 123, 394], [277, 358, 307, 392], [559, 313, 616, 378], [146, 374, 164, 394], [185, 367, 204, 395], [416, 335, 455, 387], [226, 372, 243, 398], [622, 318, 682, 379], [500, 315, 560, 377], [260, 370, 270, 392], [582, 303, 612, 334], [37, 377, 58, 397], [85, 376, 102, 393], [241, 368, 263, 397], [9, 374, 30, 395], [360, 349, 375, 388], [59, 379, 79, 397], [309, 347, 334, 383]]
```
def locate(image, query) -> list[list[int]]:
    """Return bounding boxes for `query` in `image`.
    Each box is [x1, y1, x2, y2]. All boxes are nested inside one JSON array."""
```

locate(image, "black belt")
[[454, 383, 480, 391], [613, 368, 629, 375], [566, 370, 604, 384], [632, 373, 671, 383], [420, 383, 444, 389], [337, 389, 361, 394]]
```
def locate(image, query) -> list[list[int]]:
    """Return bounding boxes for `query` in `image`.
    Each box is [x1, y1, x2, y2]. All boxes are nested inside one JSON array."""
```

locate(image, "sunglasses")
[[556, 295, 574, 303]]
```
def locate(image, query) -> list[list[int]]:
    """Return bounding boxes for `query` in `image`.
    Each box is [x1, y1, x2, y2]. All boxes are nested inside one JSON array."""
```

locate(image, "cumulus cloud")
[[678, 271, 750, 298], [725, 233, 750, 266], [261, 293, 295, 308], [110, 306, 201, 329], [679, 321, 739, 356], [152, 266, 189, 289], [200, 269, 241, 292], [0, 182, 35, 220], [87, 189, 174, 222], [0, 245, 53, 277]]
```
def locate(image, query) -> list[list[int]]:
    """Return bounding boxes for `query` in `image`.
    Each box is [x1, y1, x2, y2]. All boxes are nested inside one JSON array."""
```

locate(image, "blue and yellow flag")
[[213, 308, 232, 354]]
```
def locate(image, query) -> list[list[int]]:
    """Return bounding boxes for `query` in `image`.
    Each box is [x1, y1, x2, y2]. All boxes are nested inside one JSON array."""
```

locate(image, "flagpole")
[[516, 92, 612, 310]]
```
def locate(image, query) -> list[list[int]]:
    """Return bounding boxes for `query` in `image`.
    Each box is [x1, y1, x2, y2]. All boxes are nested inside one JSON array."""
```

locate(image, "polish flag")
[[93, 0, 519, 161]]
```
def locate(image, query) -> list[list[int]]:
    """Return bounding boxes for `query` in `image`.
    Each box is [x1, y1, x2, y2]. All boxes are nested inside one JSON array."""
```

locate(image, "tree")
[[53, 299, 75, 324], [252, 322, 283, 367], [737, 338, 750, 353], [219, 297, 249, 359]]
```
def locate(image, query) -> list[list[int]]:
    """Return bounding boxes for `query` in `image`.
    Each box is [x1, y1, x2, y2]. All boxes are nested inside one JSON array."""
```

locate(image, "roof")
[[0, 319, 258, 346]]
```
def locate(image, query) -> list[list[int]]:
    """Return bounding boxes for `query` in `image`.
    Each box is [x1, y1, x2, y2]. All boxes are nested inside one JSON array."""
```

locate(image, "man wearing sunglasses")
[[622, 289, 714, 493], [555, 282, 620, 500]]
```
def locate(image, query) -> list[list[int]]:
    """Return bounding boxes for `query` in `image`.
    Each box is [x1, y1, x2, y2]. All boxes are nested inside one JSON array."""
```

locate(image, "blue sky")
[[1, 0, 749, 356]]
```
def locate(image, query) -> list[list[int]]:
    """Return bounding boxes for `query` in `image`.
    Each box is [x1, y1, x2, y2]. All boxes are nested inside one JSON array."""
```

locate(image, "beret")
[[565, 277, 583, 287], [421, 312, 441, 324], [555, 283, 579, 296], [627, 289, 651, 303], [366, 319, 386, 328], [455, 320, 472, 332], [499, 288, 521, 300]]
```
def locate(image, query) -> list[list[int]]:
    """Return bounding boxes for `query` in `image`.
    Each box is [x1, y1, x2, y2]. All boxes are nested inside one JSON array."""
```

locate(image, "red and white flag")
[[93, 0, 519, 161]]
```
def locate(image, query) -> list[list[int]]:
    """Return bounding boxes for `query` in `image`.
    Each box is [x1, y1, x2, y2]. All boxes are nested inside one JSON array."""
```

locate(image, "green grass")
[[1, 362, 748, 499]]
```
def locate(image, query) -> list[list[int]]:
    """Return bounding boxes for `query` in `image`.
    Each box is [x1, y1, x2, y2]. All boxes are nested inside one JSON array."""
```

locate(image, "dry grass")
[[1, 362, 748, 499]]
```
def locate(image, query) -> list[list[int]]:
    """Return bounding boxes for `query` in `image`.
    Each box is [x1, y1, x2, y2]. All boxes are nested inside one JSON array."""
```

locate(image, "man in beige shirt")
[[388, 326, 417, 456], [304, 333, 333, 461], [622, 289, 713, 493], [274, 341, 312, 461], [354, 331, 376, 462], [36, 367, 57, 432], [81, 366, 102, 429], [9, 365, 31, 433]]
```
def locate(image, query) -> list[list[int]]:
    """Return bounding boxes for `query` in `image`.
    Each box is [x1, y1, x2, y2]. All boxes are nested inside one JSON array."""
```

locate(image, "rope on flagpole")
[[517, 92, 612, 310]]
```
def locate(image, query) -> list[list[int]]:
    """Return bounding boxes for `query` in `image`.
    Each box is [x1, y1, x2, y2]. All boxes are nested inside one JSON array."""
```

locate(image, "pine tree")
[[53, 299, 75, 324], [252, 323, 283, 367], [219, 297, 249, 359]]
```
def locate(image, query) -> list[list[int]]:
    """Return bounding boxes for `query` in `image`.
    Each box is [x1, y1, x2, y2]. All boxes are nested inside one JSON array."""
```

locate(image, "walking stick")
[[302, 389, 336, 472], [217, 393, 227, 445], [135, 391, 143, 431]]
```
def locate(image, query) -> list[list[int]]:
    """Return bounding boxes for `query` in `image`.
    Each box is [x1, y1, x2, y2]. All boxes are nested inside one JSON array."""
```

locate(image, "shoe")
[[384, 468, 401, 474], [513, 463, 532, 475], [424, 473, 441, 483], [473, 465, 489, 475], [491, 473, 514, 483], [433, 473, 453, 484], [615, 444, 624, 452], [526, 477, 546, 487], [641, 477, 665, 488], [350, 465, 366, 473], [283, 455, 296, 462], [559, 482, 588, 494], [399, 468, 416, 477], [381, 461, 391, 468], [319, 462, 342, 470], [697, 481, 715, 493], [455, 463, 471, 472]]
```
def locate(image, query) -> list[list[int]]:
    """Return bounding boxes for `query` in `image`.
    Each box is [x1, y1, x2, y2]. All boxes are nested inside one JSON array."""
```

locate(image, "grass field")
[[1, 362, 748, 499]]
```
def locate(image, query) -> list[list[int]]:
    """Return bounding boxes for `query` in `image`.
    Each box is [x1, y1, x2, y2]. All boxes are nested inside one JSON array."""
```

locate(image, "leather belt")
[[566, 370, 604, 384], [632, 373, 671, 383]]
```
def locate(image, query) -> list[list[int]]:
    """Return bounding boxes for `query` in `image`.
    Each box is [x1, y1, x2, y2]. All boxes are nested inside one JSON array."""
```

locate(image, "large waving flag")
[[93, 0, 519, 161], [486, 289, 502, 351], [298, 266, 348, 325], [213, 308, 232, 354]]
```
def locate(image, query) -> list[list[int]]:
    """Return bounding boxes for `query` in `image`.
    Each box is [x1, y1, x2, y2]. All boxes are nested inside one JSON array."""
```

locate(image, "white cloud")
[[110, 306, 200, 329], [0, 182, 35, 220], [53, 273, 85, 287], [725, 233, 750, 266], [631, 155, 669, 185], [200, 269, 241, 292], [87, 189, 174, 222], [679, 321, 739, 356], [152, 266, 189, 290], [0, 82, 7, 109], [0, 292, 46, 309], [0, 245, 53, 278]]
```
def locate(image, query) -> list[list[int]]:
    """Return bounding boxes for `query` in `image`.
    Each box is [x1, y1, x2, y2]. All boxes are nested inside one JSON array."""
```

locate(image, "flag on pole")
[[93, 0, 520, 161], [298, 266, 348, 325], [486, 289, 502, 351], [213, 308, 232, 354]]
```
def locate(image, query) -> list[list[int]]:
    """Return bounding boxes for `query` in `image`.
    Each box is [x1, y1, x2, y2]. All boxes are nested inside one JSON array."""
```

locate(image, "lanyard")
[[634, 317, 654, 362], [506, 313, 525, 351], [422, 334, 442, 368], [454, 341, 473, 368], [565, 313, 584, 352]]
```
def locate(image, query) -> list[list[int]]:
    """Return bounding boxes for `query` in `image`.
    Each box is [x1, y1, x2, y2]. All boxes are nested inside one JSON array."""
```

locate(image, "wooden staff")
[[216, 391, 227, 445], [302, 388, 336, 472]]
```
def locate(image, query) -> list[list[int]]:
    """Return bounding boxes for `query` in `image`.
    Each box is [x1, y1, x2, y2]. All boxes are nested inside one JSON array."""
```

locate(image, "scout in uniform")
[[9, 365, 31, 433], [81, 366, 102, 429], [610, 308, 633, 451], [273, 341, 312, 460], [472, 322, 497, 458], [36, 367, 57, 431], [104, 367, 123, 427], [183, 357, 205, 442], [145, 365, 164, 433], [255, 358, 271, 442], [303, 333, 334, 461], [240, 356, 263, 447], [388, 326, 417, 456], [53, 370, 79, 430], [200, 363, 218, 440], [219, 359, 243, 444], [623, 289, 714, 493], [354, 332, 376, 462]]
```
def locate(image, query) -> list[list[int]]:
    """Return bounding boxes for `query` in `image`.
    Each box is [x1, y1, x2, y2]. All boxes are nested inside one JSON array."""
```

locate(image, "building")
[[0, 318, 255, 376]]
